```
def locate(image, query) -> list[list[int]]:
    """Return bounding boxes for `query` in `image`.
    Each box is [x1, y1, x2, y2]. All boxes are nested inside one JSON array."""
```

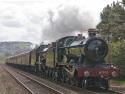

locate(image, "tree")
[[97, 1, 125, 41], [97, 1, 125, 77], [107, 40, 125, 77], [123, 0, 125, 5]]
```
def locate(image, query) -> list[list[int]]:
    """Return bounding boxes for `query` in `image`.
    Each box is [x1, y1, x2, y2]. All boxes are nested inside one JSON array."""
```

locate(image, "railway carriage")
[[6, 52, 31, 70]]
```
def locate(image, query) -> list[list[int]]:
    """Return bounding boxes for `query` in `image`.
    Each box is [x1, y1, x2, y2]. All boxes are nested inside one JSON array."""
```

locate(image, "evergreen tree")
[[97, 1, 125, 41], [97, 1, 125, 77], [123, 0, 125, 5]]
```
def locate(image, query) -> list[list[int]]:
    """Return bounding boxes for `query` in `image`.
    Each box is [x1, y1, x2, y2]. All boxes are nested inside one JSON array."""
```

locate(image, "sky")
[[0, 0, 122, 44]]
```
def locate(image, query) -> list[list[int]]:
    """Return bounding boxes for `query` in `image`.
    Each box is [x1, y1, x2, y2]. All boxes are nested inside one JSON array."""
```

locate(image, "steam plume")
[[42, 6, 94, 42]]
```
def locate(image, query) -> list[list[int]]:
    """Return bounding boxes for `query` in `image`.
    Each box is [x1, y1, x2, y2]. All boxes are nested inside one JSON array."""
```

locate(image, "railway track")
[[63, 84, 124, 94], [86, 88, 124, 94], [3, 65, 125, 94], [3, 66, 63, 94], [109, 89, 124, 94]]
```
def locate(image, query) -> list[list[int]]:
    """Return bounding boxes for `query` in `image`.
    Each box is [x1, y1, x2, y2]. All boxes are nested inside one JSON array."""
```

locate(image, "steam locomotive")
[[6, 29, 119, 90]]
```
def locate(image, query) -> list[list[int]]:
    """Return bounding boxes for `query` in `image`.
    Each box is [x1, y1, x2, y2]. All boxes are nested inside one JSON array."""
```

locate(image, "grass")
[[111, 77, 125, 86], [0, 54, 6, 64], [112, 79, 125, 84]]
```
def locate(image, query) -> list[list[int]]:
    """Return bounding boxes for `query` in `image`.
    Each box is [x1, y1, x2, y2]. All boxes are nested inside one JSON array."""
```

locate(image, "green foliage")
[[107, 40, 125, 64], [107, 40, 125, 77], [97, 1, 125, 40], [0, 54, 6, 63], [123, 0, 125, 5], [97, 1, 125, 77]]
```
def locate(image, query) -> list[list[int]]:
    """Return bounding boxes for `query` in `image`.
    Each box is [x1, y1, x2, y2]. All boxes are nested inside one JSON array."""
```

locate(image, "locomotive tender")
[[6, 29, 119, 90]]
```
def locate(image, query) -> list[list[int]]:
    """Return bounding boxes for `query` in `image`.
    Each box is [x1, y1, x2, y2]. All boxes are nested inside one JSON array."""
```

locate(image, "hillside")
[[0, 42, 33, 63]]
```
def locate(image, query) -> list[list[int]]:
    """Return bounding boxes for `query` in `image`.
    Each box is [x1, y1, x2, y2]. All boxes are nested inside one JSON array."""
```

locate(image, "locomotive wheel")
[[34, 64, 38, 73], [101, 79, 109, 90], [74, 71, 83, 87], [83, 79, 89, 89], [34, 67, 37, 73], [61, 69, 67, 83], [45, 67, 49, 77], [77, 77, 83, 88], [61, 75, 66, 83], [53, 71, 58, 82], [67, 77, 71, 85], [68, 77, 78, 86], [74, 75, 78, 86], [69, 78, 75, 86]]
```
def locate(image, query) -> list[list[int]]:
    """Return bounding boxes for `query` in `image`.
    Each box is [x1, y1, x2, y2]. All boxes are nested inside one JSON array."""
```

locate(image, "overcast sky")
[[0, 0, 121, 44]]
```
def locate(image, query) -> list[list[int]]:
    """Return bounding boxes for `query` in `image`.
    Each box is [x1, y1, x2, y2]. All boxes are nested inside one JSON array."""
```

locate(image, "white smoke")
[[42, 6, 94, 42]]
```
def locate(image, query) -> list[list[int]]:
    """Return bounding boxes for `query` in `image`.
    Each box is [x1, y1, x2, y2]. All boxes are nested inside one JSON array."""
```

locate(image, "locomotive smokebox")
[[84, 37, 108, 62]]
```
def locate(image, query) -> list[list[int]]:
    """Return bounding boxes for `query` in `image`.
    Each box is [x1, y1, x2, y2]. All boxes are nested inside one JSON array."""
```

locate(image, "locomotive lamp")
[[112, 71, 118, 77], [111, 65, 117, 69], [100, 75, 104, 78], [84, 71, 90, 77]]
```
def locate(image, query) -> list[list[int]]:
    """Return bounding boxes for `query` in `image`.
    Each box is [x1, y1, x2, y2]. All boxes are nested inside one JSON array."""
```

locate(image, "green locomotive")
[[6, 29, 119, 90]]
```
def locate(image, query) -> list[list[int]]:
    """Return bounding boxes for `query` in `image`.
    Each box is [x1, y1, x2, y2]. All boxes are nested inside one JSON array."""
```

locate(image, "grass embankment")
[[0, 54, 6, 64], [111, 77, 125, 86], [111, 80, 125, 86]]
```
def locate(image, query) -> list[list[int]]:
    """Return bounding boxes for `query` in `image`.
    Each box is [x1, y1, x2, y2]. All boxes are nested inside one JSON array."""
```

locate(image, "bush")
[[106, 40, 125, 77]]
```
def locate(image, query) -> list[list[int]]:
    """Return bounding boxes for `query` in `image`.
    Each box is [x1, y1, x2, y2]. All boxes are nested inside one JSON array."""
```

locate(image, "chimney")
[[77, 34, 83, 40], [88, 28, 97, 37], [52, 42, 56, 47]]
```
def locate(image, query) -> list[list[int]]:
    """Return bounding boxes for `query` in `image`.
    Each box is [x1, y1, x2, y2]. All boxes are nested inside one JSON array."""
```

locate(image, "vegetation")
[[97, 1, 125, 41], [0, 42, 32, 55], [0, 54, 6, 64], [97, 1, 125, 79], [107, 41, 125, 78]]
